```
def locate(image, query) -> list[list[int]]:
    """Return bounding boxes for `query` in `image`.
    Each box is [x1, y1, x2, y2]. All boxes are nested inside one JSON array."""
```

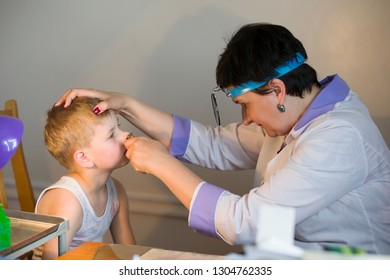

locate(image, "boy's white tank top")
[[35, 176, 119, 250]]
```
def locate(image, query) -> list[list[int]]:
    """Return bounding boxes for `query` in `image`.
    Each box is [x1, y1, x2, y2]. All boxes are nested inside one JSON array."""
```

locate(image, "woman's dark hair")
[[216, 23, 319, 97]]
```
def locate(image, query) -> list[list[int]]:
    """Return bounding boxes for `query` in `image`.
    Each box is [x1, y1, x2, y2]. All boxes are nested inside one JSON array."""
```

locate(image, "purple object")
[[0, 115, 24, 169]]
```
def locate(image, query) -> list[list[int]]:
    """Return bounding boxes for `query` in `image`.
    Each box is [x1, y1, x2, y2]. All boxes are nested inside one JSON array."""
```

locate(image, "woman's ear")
[[270, 79, 286, 105], [74, 149, 94, 168]]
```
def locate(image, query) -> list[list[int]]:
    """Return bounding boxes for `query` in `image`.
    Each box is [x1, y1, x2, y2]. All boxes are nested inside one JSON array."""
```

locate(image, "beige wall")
[[1, 0, 389, 255]]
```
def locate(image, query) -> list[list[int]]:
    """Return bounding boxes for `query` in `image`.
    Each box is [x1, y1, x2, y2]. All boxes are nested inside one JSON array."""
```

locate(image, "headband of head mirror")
[[227, 52, 305, 98]]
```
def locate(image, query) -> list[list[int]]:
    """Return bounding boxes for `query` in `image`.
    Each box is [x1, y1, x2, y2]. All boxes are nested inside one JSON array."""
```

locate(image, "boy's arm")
[[35, 188, 83, 259], [110, 178, 136, 244]]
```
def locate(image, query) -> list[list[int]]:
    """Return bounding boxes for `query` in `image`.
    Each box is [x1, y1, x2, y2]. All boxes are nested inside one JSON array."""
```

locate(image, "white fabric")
[[35, 176, 119, 250]]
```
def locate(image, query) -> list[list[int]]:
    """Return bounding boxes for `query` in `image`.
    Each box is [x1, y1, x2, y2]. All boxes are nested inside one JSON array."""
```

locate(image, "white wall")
[[1, 0, 389, 254]]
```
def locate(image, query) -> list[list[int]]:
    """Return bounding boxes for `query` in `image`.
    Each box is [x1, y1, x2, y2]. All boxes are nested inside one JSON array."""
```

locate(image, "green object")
[[0, 204, 11, 250], [324, 245, 366, 255]]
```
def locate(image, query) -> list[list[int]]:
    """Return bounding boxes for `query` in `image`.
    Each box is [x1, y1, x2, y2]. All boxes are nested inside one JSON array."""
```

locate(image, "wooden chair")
[[0, 99, 35, 212]]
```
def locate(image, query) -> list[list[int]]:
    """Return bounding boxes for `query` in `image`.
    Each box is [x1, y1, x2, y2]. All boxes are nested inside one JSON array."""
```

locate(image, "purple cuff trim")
[[189, 183, 225, 238], [169, 115, 191, 162], [295, 74, 350, 130]]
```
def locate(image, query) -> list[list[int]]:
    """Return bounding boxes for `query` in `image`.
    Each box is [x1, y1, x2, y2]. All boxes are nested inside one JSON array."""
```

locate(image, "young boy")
[[35, 97, 135, 259]]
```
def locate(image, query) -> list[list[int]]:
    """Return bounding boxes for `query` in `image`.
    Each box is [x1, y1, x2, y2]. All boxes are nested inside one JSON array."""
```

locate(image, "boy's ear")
[[74, 149, 94, 168]]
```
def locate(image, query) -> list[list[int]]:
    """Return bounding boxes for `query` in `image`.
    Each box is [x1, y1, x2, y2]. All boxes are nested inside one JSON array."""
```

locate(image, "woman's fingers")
[[54, 88, 74, 107], [55, 88, 106, 108]]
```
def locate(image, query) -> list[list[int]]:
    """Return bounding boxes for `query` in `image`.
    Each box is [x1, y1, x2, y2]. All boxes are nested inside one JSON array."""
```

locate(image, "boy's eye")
[[108, 130, 115, 139]]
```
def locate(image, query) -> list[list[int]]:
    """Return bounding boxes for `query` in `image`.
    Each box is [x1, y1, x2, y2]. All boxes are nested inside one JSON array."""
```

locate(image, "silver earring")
[[277, 104, 285, 112]]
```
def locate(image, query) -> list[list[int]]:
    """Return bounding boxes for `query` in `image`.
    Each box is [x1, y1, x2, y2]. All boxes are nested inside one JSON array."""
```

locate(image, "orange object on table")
[[56, 242, 112, 260]]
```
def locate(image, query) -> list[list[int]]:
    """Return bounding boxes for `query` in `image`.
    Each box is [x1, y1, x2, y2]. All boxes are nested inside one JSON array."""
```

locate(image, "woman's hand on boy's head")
[[55, 88, 114, 113], [55, 88, 103, 108], [55, 88, 130, 115]]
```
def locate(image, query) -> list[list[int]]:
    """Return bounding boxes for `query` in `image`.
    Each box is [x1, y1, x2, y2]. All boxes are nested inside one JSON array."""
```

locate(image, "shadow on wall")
[[130, 212, 243, 255]]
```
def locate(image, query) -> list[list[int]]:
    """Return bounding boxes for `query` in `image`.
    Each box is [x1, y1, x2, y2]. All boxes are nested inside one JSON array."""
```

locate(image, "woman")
[[56, 23, 390, 254]]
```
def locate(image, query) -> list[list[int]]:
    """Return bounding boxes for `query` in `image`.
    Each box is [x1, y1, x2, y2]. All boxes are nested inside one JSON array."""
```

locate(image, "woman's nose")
[[241, 108, 252, 125]]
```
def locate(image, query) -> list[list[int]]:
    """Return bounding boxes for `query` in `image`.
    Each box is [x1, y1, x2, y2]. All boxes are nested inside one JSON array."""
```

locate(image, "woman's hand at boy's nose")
[[124, 136, 171, 175]]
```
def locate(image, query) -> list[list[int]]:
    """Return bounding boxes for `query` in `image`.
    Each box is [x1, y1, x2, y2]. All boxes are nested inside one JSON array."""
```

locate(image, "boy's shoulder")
[[36, 182, 82, 222]]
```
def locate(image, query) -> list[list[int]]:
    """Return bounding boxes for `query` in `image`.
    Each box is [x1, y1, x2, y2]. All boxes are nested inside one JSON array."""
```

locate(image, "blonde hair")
[[44, 97, 110, 169]]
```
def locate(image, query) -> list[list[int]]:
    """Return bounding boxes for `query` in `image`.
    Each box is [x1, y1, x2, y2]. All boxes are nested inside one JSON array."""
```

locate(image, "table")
[[0, 209, 69, 259], [56, 242, 224, 260]]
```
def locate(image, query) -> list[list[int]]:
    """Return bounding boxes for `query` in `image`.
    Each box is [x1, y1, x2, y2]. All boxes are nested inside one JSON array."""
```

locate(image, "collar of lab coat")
[[285, 74, 350, 144]]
